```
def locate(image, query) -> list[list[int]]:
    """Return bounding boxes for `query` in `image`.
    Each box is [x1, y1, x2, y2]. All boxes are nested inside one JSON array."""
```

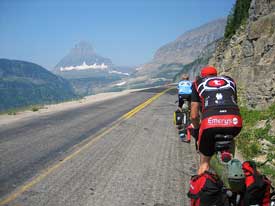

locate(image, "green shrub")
[[224, 0, 252, 39], [7, 111, 17, 115], [31, 106, 40, 112], [260, 165, 275, 183]]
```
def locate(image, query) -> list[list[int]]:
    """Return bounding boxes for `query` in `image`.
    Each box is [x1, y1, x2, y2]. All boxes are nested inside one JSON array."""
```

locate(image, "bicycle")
[[271, 191, 275, 206], [213, 134, 275, 206], [214, 134, 235, 164], [178, 100, 190, 143]]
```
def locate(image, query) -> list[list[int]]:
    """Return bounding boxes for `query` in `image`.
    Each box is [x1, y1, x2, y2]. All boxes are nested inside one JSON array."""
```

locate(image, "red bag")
[[188, 171, 225, 206], [242, 161, 271, 206]]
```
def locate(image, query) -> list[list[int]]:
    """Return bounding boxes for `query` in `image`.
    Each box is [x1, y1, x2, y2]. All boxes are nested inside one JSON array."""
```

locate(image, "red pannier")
[[187, 171, 225, 206], [242, 161, 271, 206]]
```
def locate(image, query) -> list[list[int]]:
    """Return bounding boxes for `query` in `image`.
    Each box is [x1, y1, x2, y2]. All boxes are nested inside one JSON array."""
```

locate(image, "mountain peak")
[[71, 41, 96, 56], [54, 41, 112, 71]]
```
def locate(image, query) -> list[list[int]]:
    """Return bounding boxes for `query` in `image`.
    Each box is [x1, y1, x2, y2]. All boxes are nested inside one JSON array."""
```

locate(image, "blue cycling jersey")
[[177, 80, 192, 95]]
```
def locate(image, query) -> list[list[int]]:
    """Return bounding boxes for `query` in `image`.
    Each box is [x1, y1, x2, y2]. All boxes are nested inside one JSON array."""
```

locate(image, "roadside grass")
[[1, 105, 46, 115], [211, 156, 229, 187], [212, 103, 275, 185]]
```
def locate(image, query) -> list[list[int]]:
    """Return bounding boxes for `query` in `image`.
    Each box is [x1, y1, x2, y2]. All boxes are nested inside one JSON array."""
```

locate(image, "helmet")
[[200, 66, 217, 77], [181, 73, 189, 80], [227, 159, 245, 192]]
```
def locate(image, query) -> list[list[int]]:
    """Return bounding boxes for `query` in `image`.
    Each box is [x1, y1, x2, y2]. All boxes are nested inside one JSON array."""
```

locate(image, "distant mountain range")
[[53, 23, 227, 94], [137, 18, 226, 76], [173, 39, 218, 82], [0, 59, 76, 111], [153, 18, 227, 65], [113, 18, 226, 90]]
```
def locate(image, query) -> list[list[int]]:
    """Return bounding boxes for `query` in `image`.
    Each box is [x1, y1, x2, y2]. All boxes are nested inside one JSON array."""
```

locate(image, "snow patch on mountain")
[[116, 81, 127, 86], [60, 62, 108, 71], [109, 70, 130, 76]]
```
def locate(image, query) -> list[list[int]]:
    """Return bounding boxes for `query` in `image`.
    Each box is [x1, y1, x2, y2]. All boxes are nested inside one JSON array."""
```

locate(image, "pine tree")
[[224, 0, 252, 39]]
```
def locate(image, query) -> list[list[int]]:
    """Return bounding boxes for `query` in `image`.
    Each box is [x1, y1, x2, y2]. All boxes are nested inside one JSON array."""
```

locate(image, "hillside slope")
[[0, 59, 76, 111], [209, 0, 275, 109], [137, 18, 226, 76], [173, 39, 219, 81], [154, 18, 226, 65]]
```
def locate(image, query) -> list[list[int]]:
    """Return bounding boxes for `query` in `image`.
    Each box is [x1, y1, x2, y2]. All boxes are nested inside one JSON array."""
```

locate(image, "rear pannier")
[[188, 171, 225, 206]]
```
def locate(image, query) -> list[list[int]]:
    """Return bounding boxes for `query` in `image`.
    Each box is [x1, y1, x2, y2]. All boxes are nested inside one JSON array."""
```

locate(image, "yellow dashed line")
[[0, 87, 172, 205]]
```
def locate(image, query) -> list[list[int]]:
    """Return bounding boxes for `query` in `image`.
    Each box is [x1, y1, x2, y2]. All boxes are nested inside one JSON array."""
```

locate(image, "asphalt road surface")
[[0, 87, 198, 206]]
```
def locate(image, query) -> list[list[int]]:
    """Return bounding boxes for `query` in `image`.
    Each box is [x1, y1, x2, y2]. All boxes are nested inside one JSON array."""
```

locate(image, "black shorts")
[[198, 127, 242, 156], [178, 94, 191, 108]]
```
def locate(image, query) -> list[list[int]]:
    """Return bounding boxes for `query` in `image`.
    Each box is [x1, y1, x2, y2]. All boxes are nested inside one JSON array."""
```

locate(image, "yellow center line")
[[122, 87, 172, 119], [0, 87, 173, 205]]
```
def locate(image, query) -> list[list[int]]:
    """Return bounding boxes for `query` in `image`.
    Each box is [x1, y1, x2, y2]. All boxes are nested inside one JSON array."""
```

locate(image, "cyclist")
[[177, 73, 192, 112], [176, 74, 192, 142], [190, 66, 243, 175]]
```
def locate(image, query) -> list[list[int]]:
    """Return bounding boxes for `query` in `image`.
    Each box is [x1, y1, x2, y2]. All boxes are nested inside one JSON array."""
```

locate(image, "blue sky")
[[0, 0, 235, 69]]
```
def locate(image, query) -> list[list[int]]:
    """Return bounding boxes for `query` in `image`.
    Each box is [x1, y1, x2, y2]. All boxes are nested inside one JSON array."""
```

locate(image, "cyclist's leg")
[[182, 94, 191, 125], [180, 96, 190, 141], [178, 94, 184, 111], [192, 128, 199, 151], [182, 107, 187, 126], [181, 95, 190, 124], [197, 128, 216, 175], [187, 94, 191, 111], [187, 95, 191, 125], [198, 154, 211, 175]]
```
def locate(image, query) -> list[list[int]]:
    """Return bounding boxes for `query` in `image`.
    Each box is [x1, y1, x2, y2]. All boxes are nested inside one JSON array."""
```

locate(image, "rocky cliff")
[[209, 0, 275, 109]]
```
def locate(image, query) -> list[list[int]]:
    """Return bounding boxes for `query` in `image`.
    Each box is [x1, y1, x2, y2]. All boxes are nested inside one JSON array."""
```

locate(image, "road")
[[0, 87, 198, 206]]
